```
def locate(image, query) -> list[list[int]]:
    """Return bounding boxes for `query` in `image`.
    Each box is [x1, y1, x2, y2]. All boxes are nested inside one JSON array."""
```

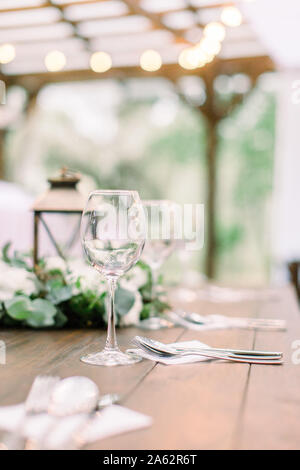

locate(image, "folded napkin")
[[0, 403, 152, 449], [128, 340, 214, 365]]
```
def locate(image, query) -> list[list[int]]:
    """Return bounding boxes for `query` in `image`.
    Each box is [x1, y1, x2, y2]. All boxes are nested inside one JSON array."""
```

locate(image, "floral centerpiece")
[[0, 243, 170, 329]]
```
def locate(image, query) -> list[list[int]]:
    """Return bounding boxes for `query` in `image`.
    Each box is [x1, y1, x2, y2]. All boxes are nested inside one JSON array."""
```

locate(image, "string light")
[[203, 22, 226, 42], [198, 37, 221, 56], [0, 43, 15, 64], [221, 6, 242, 27], [44, 50, 66, 72], [90, 51, 112, 73], [140, 49, 162, 72], [178, 47, 207, 70]]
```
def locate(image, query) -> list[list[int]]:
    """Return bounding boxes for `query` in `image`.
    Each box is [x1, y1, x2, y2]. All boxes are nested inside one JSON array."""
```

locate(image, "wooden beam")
[[184, 0, 204, 28], [46, 0, 91, 50], [7, 55, 274, 90], [122, 0, 190, 45], [204, 117, 218, 278]]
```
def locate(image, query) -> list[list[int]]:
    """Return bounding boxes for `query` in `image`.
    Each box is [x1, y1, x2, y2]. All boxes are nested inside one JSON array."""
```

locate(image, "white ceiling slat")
[[0, 0, 46, 10], [64, 1, 129, 22], [90, 30, 174, 52], [140, 0, 186, 14], [0, 6, 61, 27], [77, 15, 152, 37], [0, 22, 74, 42]]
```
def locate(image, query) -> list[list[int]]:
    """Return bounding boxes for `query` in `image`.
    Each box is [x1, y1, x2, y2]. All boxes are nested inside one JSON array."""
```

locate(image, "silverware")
[[169, 310, 286, 330], [1, 375, 60, 450], [137, 317, 174, 330], [133, 337, 283, 365], [135, 336, 282, 358]]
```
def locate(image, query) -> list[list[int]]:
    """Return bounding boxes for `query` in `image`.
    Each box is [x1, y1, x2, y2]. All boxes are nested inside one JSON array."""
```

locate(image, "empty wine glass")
[[142, 200, 178, 298], [80, 190, 145, 366]]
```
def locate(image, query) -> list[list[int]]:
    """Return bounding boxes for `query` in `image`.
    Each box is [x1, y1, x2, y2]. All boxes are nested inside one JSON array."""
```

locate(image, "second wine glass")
[[80, 190, 145, 366]]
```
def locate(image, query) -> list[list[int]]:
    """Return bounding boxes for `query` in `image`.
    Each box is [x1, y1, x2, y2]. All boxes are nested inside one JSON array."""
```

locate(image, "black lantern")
[[32, 168, 85, 267]]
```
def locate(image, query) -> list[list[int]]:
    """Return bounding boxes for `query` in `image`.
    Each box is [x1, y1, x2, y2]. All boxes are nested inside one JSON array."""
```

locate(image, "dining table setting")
[[0, 189, 299, 451]]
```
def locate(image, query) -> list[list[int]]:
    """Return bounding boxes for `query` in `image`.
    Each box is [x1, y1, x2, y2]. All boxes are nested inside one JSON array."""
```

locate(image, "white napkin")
[[166, 311, 230, 331], [0, 403, 152, 449], [128, 340, 216, 365]]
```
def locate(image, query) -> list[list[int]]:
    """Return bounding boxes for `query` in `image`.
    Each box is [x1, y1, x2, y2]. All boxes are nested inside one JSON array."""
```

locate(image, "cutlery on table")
[[133, 336, 283, 365], [167, 310, 286, 331]]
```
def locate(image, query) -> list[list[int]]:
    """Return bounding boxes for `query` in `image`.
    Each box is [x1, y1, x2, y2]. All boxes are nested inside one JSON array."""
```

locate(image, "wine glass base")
[[80, 348, 142, 367]]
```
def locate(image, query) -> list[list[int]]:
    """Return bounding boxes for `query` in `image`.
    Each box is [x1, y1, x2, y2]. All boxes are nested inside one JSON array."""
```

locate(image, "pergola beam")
[[122, 0, 190, 45], [46, 0, 91, 50], [7, 55, 274, 89]]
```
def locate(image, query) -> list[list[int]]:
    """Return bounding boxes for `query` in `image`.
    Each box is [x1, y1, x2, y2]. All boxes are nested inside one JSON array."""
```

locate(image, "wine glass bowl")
[[141, 200, 178, 293], [80, 190, 145, 366]]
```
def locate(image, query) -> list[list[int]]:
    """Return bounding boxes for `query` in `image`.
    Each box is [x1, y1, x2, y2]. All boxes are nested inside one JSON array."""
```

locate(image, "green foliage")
[[0, 245, 169, 329], [216, 223, 244, 254], [148, 127, 204, 165], [215, 88, 276, 279], [115, 286, 135, 317], [2, 242, 33, 271], [4, 296, 57, 328]]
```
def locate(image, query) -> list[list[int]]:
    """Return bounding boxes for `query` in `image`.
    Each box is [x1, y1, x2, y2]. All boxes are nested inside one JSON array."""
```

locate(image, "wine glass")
[[142, 200, 178, 298], [80, 190, 145, 366]]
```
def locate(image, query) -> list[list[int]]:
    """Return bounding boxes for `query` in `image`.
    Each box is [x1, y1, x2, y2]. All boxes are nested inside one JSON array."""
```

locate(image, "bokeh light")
[[203, 22, 226, 42], [178, 47, 200, 70], [90, 51, 112, 73], [199, 37, 221, 56], [140, 49, 162, 72], [221, 6, 242, 27], [0, 43, 16, 64], [44, 50, 66, 72]]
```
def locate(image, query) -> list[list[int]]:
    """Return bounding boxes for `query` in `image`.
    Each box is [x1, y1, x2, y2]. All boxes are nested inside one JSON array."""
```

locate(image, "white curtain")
[[271, 71, 300, 278], [0, 181, 33, 251]]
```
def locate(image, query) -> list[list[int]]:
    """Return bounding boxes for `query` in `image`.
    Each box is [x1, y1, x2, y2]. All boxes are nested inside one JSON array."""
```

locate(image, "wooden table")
[[0, 285, 299, 450]]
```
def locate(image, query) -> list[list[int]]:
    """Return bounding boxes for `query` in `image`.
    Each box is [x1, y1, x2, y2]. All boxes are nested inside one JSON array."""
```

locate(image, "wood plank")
[[237, 286, 300, 450], [89, 299, 257, 450], [0, 327, 183, 406], [1, 288, 296, 450]]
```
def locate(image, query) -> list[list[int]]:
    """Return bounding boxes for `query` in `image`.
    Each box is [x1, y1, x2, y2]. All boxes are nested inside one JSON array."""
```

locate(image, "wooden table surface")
[[0, 285, 299, 450]]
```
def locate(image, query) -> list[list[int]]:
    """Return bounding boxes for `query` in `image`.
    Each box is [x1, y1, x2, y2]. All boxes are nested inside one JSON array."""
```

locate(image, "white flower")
[[0, 289, 14, 301], [122, 265, 148, 291], [0, 263, 36, 299], [119, 290, 143, 327], [44, 257, 67, 273], [67, 259, 106, 295]]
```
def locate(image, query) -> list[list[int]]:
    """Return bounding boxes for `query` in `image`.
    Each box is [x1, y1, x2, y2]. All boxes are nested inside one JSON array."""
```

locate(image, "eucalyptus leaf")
[[115, 286, 135, 316], [26, 299, 57, 328], [2, 242, 11, 264], [4, 296, 32, 320], [47, 286, 73, 305]]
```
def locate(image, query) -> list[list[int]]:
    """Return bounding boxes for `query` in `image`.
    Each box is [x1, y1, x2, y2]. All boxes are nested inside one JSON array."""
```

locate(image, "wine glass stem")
[[152, 268, 159, 300], [105, 278, 118, 351]]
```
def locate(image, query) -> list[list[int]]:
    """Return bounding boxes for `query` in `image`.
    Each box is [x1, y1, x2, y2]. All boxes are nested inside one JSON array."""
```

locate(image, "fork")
[[134, 335, 282, 358], [1, 375, 60, 450], [133, 337, 283, 365]]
